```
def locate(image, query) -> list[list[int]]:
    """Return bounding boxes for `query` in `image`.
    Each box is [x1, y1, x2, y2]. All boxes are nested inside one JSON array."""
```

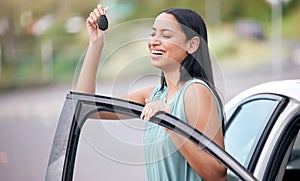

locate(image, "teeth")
[[152, 50, 164, 55]]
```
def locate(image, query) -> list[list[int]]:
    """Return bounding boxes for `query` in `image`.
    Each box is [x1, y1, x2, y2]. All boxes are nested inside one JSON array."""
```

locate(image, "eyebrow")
[[152, 27, 175, 33]]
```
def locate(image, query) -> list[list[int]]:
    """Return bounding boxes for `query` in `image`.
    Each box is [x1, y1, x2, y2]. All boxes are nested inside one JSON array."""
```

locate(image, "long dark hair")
[[159, 8, 225, 132], [159, 8, 213, 89]]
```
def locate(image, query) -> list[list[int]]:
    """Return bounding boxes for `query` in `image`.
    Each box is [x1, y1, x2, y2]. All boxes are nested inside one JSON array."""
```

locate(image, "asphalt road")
[[0, 60, 299, 180]]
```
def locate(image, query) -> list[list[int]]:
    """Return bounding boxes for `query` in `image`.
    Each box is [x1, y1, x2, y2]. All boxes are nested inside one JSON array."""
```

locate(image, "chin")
[[150, 61, 162, 69]]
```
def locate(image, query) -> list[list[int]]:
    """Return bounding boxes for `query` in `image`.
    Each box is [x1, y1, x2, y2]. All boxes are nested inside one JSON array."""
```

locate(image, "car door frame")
[[45, 91, 257, 181]]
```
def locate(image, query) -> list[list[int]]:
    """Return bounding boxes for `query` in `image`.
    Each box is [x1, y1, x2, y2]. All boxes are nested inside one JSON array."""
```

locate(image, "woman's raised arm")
[[75, 5, 107, 94]]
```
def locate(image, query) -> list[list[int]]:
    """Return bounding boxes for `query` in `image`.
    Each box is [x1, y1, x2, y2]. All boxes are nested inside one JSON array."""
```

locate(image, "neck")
[[164, 69, 181, 95]]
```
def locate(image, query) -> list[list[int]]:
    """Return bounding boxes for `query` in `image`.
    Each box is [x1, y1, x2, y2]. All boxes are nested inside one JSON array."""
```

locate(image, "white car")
[[46, 79, 300, 181]]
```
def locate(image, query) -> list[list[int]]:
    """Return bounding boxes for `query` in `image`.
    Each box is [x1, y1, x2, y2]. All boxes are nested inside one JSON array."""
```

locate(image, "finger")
[[146, 108, 153, 120], [104, 6, 108, 15], [86, 17, 96, 29], [145, 105, 156, 121], [89, 12, 98, 26], [141, 108, 151, 120], [140, 105, 147, 119], [97, 4, 103, 10], [93, 8, 101, 17], [141, 100, 150, 119], [143, 107, 151, 121], [91, 12, 100, 28], [145, 98, 150, 104], [97, 4, 105, 15], [86, 17, 92, 25]]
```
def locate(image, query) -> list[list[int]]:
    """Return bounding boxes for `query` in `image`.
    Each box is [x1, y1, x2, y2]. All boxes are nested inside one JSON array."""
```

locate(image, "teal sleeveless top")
[[144, 79, 223, 181]]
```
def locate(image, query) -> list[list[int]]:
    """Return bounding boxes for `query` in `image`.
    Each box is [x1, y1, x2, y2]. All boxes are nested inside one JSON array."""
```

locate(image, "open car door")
[[45, 91, 257, 181]]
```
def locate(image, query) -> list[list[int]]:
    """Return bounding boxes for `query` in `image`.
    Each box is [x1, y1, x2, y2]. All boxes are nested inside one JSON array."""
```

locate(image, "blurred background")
[[0, 0, 299, 180], [0, 0, 299, 91]]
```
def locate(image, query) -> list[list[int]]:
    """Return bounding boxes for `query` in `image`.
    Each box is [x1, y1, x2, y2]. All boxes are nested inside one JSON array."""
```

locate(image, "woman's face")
[[148, 13, 189, 71]]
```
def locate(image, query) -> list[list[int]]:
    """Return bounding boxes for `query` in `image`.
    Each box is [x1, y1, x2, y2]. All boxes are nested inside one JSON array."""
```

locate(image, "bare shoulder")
[[183, 82, 220, 134], [183, 82, 217, 117], [184, 83, 213, 102]]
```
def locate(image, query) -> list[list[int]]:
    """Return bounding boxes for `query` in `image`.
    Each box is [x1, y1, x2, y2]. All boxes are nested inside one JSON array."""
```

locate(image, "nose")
[[148, 36, 161, 46]]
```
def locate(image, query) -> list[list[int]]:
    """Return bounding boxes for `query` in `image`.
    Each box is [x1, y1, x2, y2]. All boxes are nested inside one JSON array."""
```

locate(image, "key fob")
[[98, 15, 108, 31]]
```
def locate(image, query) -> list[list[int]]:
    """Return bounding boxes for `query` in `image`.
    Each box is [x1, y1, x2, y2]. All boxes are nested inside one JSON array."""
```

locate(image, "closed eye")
[[150, 32, 155, 37], [162, 34, 172, 38]]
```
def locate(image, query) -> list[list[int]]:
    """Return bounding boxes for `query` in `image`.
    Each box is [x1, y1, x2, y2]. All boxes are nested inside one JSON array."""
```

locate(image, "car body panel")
[[225, 79, 300, 113]]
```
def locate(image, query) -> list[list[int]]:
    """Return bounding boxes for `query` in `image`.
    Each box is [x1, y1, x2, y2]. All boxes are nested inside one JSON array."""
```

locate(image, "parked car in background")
[[46, 79, 300, 181], [235, 19, 265, 40]]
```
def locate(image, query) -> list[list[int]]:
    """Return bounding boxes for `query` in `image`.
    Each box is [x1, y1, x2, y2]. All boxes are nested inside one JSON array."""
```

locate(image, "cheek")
[[167, 44, 187, 60]]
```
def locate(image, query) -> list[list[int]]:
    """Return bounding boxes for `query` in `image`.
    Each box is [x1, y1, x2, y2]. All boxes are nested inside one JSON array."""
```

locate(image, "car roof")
[[225, 79, 300, 112]]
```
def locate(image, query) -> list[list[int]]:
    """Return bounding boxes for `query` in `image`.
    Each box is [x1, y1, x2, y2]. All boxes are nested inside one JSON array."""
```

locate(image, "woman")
[[76, 5, 226, 181]]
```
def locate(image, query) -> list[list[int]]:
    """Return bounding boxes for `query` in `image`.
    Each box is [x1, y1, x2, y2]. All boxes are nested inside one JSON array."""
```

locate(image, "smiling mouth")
[[152, 50, 165, 55]]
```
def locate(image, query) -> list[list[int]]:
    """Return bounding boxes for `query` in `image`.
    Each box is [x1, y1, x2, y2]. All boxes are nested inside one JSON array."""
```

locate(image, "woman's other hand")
[[140, 98, 171, 121]]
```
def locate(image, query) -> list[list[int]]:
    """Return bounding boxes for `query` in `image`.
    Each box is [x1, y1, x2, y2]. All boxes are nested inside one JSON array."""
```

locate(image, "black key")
[[98, 15, 108, 31]]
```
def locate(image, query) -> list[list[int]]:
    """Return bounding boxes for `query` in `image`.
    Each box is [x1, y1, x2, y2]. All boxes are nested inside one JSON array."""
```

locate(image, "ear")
[[187, 36, 200, 54]]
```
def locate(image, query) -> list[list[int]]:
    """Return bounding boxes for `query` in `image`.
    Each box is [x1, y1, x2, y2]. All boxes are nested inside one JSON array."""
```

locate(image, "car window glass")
[[73, 116, 147, 181], [286, 130, 300, 170], [225, 98, 280, 168]]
